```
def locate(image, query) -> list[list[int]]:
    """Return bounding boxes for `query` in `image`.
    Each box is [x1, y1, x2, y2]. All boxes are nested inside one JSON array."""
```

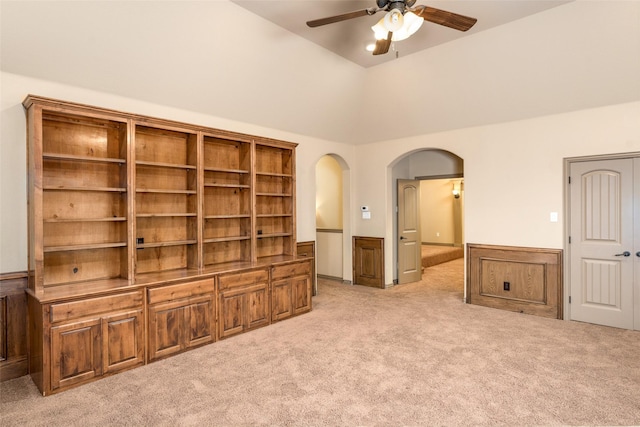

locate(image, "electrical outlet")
[[503, 281, 510, 291]]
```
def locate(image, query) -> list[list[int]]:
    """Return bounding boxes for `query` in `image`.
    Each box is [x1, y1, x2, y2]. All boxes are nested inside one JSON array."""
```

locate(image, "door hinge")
[[568, 236, 571, 244], [569, 296, 571, 304], [568, 176, 571, 184]]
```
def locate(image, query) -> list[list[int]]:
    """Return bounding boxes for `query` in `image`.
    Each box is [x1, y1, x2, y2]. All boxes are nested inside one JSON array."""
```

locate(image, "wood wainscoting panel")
[[353, 237, 384, 289], [297, 241, 316, 296], [0, 272, 29, 381], [467, 244, 563, 319]]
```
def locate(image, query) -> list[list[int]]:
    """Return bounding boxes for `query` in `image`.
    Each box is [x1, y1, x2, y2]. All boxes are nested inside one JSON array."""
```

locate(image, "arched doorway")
[[315, 154, 352, 286], [391, 149, 464, 286]]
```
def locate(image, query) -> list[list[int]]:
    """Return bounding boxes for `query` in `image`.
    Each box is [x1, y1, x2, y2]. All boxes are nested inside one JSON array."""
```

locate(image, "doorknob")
[[636, 251, 640, 258], [614, 251, 631, 257]]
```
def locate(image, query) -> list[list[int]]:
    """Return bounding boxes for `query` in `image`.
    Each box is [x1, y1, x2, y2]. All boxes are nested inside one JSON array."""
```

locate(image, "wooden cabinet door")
[[218, 289, 245, 339], [51, 318, 102, 391], [184, 297, 215, 349], [148, 300, 185, 361], [271, 280, 293, 322], [271, 260, 312, 322], [102, 310, 144, 374], [292, 276, 311, 315], [218, 284, 269, 339], [246, 284, 269, 330], [148, 296, 215, 360]]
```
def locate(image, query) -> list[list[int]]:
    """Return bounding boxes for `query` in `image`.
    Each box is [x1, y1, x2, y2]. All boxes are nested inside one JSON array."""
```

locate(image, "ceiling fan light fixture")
[[371, 11, 423, 41], [371, 19, 388, 40], [391, 11, 423, 41], [383, 9, 403, 32]]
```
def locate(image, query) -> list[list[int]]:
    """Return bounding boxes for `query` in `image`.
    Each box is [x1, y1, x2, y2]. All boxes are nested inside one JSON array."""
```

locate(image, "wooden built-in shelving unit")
[[24, 95, 312, 396]]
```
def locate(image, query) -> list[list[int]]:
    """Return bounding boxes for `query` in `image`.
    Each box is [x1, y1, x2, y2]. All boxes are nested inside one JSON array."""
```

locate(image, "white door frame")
[[563, 151, 640, 325]]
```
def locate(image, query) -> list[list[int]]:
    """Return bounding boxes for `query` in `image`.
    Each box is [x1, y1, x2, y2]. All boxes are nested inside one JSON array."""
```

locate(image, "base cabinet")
[[31, 291, 145, 395], [218, 269, 270, 339], [271, 260, 312, 322], [147, 279, 215, 361], [28, 260, 312, 395]]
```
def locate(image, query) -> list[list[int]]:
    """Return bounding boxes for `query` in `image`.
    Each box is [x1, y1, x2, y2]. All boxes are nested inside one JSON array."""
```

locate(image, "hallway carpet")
[[421, 244, 464, 268], [2, 259, 639, 426]]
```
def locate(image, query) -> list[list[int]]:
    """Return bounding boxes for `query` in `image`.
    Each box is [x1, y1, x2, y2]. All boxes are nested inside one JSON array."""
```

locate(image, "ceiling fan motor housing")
[[378, 0, 415, 12]]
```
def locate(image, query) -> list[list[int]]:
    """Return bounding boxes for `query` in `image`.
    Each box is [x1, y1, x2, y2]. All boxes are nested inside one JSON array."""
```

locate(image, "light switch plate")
[[550, 212, 558, 222]]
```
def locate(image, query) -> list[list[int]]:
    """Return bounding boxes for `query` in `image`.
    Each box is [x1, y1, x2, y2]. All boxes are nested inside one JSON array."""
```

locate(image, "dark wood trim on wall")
[[414, 173, 463, 181], [467, 244, 563, 319], [1, 271, 28, 381], [353, 237, 385, 289]]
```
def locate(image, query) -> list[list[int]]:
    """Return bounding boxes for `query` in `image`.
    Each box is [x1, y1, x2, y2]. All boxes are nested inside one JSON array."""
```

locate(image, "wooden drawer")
[[297, 242, 314, 258], [218, 269, 268, 290], [272, 260, 311, 280], [50, 291, 143, 324], [147, 279, 214, 305]]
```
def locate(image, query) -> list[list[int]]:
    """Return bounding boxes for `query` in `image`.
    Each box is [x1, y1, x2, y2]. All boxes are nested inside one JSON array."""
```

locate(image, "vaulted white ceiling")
[[1, 1, 639, 144], [231, 1, 572, 68]]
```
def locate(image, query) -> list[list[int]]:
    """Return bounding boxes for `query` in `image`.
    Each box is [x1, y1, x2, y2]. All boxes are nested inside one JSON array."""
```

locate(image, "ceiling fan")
[[306, 0, 477, 55]]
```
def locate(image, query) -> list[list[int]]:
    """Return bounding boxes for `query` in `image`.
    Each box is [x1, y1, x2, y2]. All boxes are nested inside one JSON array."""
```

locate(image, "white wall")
[[354, 101, 640, 285], [0, 72, 356, 273], [357, 1, 640, 144]]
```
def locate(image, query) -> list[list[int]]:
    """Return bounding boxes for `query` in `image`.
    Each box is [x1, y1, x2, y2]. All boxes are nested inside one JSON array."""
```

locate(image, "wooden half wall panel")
[[467, 244, 563, 319], [0, 272, 28, 381], [353, 237, 385, 289]]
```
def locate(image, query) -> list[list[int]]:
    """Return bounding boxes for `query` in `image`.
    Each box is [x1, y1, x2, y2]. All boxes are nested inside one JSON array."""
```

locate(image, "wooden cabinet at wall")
[[23, 95, 310, 395], [29, 291, 144, 394], [217, 269, 270, 339], [147, 279, 215, 361], [271, 259, 312, 322], [296, 241, 316, 296]]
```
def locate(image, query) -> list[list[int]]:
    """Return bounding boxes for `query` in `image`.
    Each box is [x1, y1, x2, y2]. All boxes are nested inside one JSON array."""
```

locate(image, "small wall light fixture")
[[452, 181, 462, 199]]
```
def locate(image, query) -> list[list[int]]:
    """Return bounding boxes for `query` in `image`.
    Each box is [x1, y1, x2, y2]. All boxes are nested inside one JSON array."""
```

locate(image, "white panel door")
[[569, 158, 635, 329], [398, 179, 422, 285]]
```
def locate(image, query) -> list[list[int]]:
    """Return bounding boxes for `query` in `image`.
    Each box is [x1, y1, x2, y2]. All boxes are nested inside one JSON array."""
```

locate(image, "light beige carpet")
[[421, 244, 464, 268], [2, 258, 639, 426]]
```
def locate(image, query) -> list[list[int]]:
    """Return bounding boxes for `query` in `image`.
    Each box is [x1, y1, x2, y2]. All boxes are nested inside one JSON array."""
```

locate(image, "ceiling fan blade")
[[412, 5, 477, 31], [307, 8, 377, 28], [373, 32, 392, 55]]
